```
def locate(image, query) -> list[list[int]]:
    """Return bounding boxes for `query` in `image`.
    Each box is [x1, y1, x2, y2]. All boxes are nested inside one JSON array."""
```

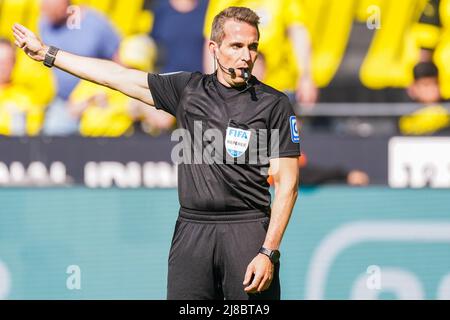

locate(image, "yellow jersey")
[[69, 81, 134, 137], [0, 84, 43, 136]]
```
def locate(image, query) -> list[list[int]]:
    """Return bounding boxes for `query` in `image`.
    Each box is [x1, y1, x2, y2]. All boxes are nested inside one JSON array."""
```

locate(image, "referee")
[[12, 6, 300, 300]]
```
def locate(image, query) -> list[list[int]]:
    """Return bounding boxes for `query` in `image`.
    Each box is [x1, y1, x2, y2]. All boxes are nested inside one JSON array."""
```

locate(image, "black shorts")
[[167, 208, 280, 300]]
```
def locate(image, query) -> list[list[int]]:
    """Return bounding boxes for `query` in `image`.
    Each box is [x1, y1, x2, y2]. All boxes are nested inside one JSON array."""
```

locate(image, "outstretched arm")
[[12, 23, 154, 106]]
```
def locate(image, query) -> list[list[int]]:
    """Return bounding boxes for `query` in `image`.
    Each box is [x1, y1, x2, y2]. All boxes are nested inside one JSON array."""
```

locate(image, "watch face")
[[259, 247, 281, 263], [271, 250, 280, 263]]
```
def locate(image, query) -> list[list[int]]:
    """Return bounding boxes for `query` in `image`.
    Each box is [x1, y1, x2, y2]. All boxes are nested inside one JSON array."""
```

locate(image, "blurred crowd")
[[1, 0, 450, 139]]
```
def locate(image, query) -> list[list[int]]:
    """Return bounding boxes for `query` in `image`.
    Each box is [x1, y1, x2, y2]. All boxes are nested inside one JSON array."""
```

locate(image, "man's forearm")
[[40, 46, 125, 90], [263, 188, 298, 250], [36, 45, 153, 105], [13, 23, 152, 105]]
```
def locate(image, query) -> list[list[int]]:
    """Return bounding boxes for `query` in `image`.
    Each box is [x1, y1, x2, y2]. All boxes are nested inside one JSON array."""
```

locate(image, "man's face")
[[0, 43, 15, 85], [212, 19, 259, 87], [41, 0, 70, 26], [410, 77, 441, 104]]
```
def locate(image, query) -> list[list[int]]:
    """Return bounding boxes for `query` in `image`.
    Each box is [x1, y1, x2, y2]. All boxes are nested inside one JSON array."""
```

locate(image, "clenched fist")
[[12, 23, 48, 62]]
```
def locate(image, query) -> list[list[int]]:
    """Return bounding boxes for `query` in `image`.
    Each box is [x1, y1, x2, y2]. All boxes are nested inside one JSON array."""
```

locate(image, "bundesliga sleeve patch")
[[290, 116, 300, 143]]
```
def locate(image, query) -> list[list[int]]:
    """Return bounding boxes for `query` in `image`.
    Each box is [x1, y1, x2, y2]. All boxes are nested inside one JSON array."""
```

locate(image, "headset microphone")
[[227, 66, 251, 86], [215, 53, 251, 86], [219, 62, 251, 82], [242, 69, 250, 82]]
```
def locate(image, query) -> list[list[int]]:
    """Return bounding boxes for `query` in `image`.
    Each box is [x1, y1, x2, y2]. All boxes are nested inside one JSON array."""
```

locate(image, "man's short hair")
[[413, 61, 439, 80], [211, 6, 260, 46]]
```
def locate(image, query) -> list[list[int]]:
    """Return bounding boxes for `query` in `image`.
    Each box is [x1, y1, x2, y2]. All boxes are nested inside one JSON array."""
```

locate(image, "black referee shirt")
[[148, 71, 300, 214]]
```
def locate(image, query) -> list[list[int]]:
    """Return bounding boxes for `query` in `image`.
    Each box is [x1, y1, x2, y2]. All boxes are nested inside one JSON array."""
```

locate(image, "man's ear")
[[208, 40, 218, 57]]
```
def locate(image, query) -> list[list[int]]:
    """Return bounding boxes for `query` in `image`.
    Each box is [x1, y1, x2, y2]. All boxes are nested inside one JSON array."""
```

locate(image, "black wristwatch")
[[259, 247, 280, 264], [43, 46, 59, 68]]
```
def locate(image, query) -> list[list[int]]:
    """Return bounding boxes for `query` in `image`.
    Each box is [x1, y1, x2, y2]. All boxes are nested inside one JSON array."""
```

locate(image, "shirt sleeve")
[[268, 95, 301, 159], [147, 71, 193, 116]]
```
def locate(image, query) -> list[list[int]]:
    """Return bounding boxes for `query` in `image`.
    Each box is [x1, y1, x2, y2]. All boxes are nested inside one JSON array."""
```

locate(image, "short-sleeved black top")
[[148, 71, 300, 214]]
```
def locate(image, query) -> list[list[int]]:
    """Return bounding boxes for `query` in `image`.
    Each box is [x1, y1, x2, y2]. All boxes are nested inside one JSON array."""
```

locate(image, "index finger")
[[13, 23, 32, 37], [243, 266, 254, 286], [244, 273, 263, 293]]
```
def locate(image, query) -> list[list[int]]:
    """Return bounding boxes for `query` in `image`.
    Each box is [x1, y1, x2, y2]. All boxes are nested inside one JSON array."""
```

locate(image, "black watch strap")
[[43, 46, 59, 68], [259, 247, 280, 264]]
